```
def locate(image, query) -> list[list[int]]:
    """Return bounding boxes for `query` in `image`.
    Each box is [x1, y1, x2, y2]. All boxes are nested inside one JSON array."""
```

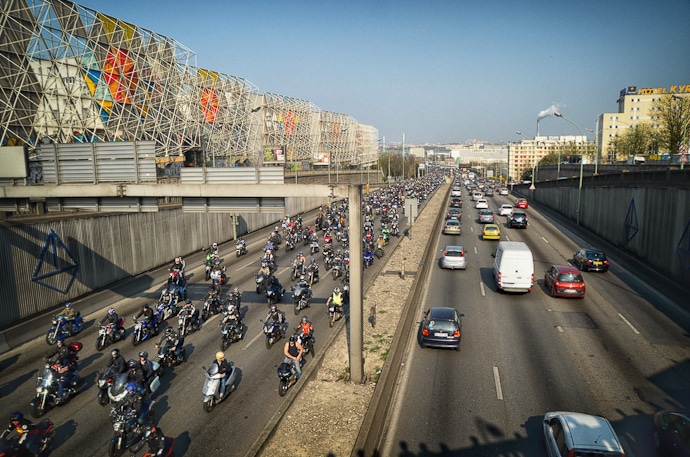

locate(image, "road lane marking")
[[493, 366, 504, 400], [480, 282, 486, 297], [618, 313, 640, 335], [243, 330, 264, 350], [505, 235, 511, 241], [474, 246, 478, 255], [556, 326, 564, 333], [541, 236, 549, 243]]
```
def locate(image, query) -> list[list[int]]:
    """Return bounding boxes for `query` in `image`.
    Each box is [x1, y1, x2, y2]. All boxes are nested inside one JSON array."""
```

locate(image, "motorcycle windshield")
[[40, 368, 54, 386], [207, 364, 219, 376]]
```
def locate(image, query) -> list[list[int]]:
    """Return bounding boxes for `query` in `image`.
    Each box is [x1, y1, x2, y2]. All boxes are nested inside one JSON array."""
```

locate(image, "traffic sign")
[[529, 184, 536, 190]]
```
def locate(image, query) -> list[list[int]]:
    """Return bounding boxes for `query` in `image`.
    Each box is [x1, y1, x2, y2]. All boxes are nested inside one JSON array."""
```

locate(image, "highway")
[[380, 190, 690, 457]]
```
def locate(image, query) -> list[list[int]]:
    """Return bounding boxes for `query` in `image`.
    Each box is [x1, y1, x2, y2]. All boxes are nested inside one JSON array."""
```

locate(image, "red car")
[[544, 265, 586, 298], [515, 198, 528, 209]]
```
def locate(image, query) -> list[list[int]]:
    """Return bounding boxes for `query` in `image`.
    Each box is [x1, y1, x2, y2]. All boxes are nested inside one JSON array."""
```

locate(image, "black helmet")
[[165, 327, 173, 334], [111, 348, 120, 357], [143, 303, 150, 309], [301, 316, 308, 323], [185, 299, 191, 304], [127, 359, 138, 370], [270, 304, 277, 312], [139, 351, 148, 359], [10, 412, 23, 422], [289, 335, 296, 342]]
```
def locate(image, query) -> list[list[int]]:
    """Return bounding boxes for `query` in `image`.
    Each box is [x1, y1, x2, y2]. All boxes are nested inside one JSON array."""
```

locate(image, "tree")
[[610, 123, 657, 161], [653, 94, 690, 154]]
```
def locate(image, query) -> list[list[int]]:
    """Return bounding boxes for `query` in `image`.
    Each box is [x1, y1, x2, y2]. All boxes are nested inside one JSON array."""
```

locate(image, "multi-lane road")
[[380, 190, 690, 457]]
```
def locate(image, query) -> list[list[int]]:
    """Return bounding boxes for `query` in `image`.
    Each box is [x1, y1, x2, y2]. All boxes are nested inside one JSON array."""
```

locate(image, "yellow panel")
[[98, 13, 117, 41], [118, 20, 136, 45]]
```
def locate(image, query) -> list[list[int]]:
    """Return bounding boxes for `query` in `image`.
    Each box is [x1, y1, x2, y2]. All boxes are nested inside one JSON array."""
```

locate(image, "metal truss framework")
[[0, 0, 378, 167]]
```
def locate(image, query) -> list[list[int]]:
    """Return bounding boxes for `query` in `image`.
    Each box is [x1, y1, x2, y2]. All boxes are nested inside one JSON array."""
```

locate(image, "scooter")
[[201, 363, 237, 413]]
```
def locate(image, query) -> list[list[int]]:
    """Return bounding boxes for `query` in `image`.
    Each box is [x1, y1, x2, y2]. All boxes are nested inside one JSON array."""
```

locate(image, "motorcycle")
[[285, 235, 295, 252], [157, 341, 186, 370], [331, 259, 343, 280], [310, 238, 320, 255], [255, 273, 267, 295], [306, 268, 319, 286], [219, 314, 243, 350], [201, 294, 222, 321], [177, 309, 201, 337], [205, 255, 223, 281], [323, 250, 333, 270], [296, 332, 315, 358], [96, 366, 119, 406], [277, 359, 302, 397], [291, 262, 306, 281], [292, 283, 312, 315], [96, 318, 126, 351], [363, 250, 374, 268], [201, 363, 237, 412], [31, 342, 84, 418], [141, 437, 175, 457], [46, 313, 84, 345], [391, 221, 400, 237], [235, 241, 248, 257], [0, 418, 55, 457], [327, 303, 345, 328], [261, 318, 284, 349], [266, 282, 285, 307], [131, 314, 161, 346], [107, 401, 155, 457], [374, 243, 385, 259]]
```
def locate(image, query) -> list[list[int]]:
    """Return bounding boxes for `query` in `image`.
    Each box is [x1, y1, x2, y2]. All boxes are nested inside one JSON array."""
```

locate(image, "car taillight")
[[443, 251, 448, 256], [422, 329, 429, 336], [604, 260, 610, 265], [453, 330, 460, 338], [586, 259, 593, 264], [460, 251, 465, 257]]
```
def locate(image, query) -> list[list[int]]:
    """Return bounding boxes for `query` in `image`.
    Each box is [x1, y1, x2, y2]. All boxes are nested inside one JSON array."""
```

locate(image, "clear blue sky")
[[75, 0, 690, 144]]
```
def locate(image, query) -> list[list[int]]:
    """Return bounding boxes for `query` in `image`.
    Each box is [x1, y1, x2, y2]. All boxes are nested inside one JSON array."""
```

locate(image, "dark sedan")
[[420, 307, 463, 350], [573, 248, 610, 272], [508, 211, 528, 228], [653, 410, 690, 456]]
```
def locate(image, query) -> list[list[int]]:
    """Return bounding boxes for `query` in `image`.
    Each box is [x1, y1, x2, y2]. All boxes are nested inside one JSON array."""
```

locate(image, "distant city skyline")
[[75, 0, 690, 144]]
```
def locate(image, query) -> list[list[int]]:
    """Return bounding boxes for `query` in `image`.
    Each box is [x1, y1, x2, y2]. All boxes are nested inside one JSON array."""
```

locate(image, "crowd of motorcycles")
[[4, 175, 445, 457]]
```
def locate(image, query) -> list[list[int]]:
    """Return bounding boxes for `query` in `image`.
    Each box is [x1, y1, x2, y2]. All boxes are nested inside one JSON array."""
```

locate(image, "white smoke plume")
[[537, 103, 563, 120]]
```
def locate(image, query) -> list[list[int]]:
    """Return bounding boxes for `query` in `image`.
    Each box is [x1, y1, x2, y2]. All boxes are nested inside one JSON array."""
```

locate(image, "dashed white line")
[[474, 246, 478, 255], [618, 313, 640, 335], [493, 366, 504, 400], [243, 330, 264, 350], [541, 236, 549, 243], [480, 282, 486, 297], [556, 326, 564, 333]]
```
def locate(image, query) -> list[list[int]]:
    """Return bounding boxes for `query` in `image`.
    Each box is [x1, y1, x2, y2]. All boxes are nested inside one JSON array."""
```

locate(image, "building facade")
[[508, 135, 589, 181]]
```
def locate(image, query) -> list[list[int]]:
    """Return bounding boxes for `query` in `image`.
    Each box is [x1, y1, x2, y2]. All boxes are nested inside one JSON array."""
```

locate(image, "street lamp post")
[[554, 112, 586, 226], [585, 127, 597, 174], [672, 95, 688, 170]]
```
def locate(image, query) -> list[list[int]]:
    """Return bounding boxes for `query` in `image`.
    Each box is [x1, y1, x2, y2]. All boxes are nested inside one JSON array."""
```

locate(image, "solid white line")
[[541, 236, 549, 244], [618, 313, 641, 335], [493, 366, 504, 400], [480, 282, 486, 297]]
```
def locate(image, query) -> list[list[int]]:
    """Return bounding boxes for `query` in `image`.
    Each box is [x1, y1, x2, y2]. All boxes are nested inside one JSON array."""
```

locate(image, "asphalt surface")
[[380, 192, 690, 457]]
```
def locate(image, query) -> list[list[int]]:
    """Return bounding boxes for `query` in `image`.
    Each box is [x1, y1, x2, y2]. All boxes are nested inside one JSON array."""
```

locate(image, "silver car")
[[440, 245, 467, 269], [543, 411, 625, 457], [478, 209, 494, 223]]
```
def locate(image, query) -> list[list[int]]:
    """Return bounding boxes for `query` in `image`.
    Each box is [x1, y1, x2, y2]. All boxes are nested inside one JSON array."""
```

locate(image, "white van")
[[492, 241, 534, 293]]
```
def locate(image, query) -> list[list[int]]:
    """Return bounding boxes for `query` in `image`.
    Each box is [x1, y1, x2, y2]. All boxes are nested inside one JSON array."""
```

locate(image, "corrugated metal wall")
[[0, 194, 327, 329]]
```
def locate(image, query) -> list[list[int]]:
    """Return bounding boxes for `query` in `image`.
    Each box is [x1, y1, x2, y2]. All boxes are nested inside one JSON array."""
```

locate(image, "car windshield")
[[558, 274, 583, 282], [445, 221, 459, 226], [586, 251, 607, 260], [427, 320, 458, 332]]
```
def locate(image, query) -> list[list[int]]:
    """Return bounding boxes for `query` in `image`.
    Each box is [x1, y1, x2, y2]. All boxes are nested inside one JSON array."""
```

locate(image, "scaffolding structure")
[[0, 0, 378, 168]]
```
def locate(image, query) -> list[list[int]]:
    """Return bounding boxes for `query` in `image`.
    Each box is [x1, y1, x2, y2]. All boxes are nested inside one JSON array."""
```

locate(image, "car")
[[544, 265, 586, 298], [482, 224, 501, 240], [653, 410, 690, 457], [420, 307, 463, 350], [573, 248, 610, 272], [484, 188, 494, 197], [515, 198, 528, 209], [451, 187, 462, 197], [543, 411, 625, 457], [471, 192, 483, 201], [440, 245, 467, 269], [499, 204, 513, 216], [475, 199, 488, 209], [450, 197, 463, 208], [443, 219, 461, 235], [508, 211, 528, 228], [498, 188, 509, 196], [478, 209, 494, 223], [446, 208, 462, 220]]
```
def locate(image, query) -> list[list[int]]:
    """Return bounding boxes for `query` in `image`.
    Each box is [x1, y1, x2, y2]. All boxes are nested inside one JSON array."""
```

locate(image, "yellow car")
[[482, 224, 501, 240]]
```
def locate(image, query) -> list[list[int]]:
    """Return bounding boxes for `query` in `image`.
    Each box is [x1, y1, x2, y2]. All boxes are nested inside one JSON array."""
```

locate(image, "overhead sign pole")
[[348, 184, 363, 383]]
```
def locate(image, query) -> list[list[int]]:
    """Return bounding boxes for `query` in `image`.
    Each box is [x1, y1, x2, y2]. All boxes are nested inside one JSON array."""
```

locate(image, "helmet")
[[233, 286, 240, 294], [311, 258, 316, 264], [299, 275, 305, 281], [212, 243, 218, 249], [185, 299, 191, 304], [10, 412, 23, 422], [215, 351, 225, 361], [165, 327, 173, 335], [143, 303, 149, 309], [128, 359, 138, 370], [125, 382, 138, 395], [299, 252, 303, 256], [334, 287, 341, 294], [56, 339, 63, 346], [301, 316, 308, 324], [261, 261, 267, 268], [107, 307, 115, 315], [270, 304, 277, 312], [65, 302, 72, 308], [139, 351, 148, 359], [111, 348, 120, 357], [289, 335, 296, 342], [227, 304, 236, 313]]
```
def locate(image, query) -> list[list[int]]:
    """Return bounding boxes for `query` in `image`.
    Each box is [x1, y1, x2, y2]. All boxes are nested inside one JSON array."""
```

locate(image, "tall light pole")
[[585, 127, 597, 174], [554, 111, 586, 226], [402, 133, 405, 181], [672, 95, 688, 170]]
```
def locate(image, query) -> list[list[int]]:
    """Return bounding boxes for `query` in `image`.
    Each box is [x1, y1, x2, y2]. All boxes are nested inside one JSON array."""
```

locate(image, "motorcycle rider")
[[105, 348, 127, 374], [211, 351, 233, 398], [221, 302, 243, 339], [116, 382, 147, 425], [178, 299, 200, 332], [55, 301, 77, 336], [46, 339, 78, 402], [265, 304, 286, 339], [126, 359, 146, 394], [134, 303, 155, 327], [143, 425, 168, 456], [100, 307, 123, 332], [307, 258, 320, 283], [266, 274, 284, 295], [283, 335, 304, 381], [326, 287, 344, 312], [155, 327, 184, 363], [235, 236, 246, 253], [228, 286, 242, 309], [294, 275, 312, 307], [257, 261, 271, 278], [297, 315, 314, 340], [169, 256, 185, 278], [139, 351, 155, 391], [1, 412, 35, 451]]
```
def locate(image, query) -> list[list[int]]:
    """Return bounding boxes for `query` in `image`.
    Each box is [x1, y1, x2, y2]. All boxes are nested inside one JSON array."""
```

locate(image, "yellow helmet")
[[215, 351, 225, 361]]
